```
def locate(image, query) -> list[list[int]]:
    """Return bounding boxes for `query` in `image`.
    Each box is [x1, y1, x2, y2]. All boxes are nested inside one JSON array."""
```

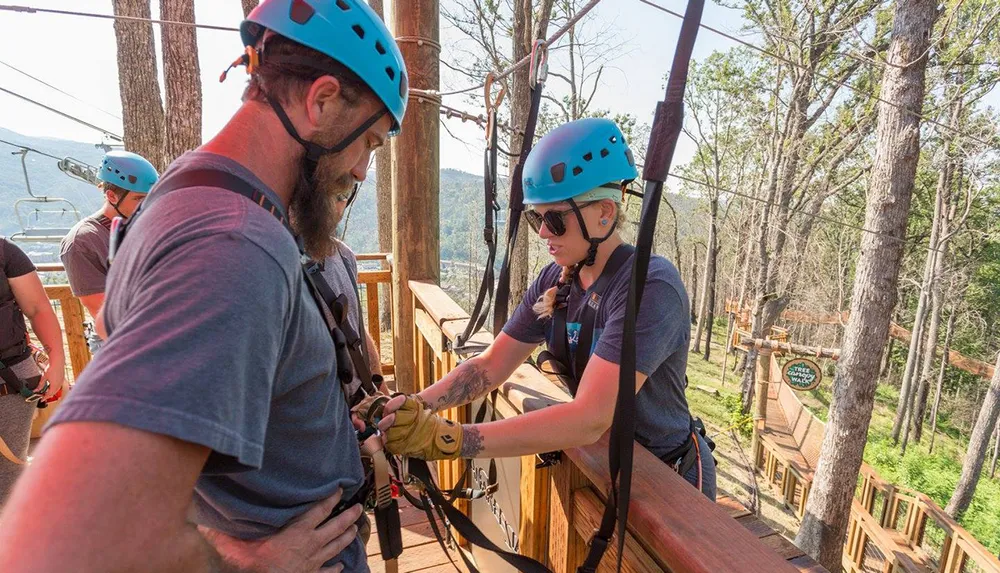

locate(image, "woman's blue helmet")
[[241, 0, 408, 135], [522, 118, 638, 205], [98, 151, 159, 194]]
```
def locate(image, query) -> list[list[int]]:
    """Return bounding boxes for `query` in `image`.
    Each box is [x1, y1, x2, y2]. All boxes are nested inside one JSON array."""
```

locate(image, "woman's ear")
[[602, 199, 617, 224]]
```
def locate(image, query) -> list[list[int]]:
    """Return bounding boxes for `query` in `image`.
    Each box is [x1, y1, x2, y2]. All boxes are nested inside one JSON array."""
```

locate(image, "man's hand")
[[200, 488, 364, 573]]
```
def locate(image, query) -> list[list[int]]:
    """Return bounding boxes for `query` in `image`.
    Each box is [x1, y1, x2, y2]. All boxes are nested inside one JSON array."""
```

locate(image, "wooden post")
[[548, 460, 588, 573], [391, 0, 440, 394], [750, 348, 772, 462]]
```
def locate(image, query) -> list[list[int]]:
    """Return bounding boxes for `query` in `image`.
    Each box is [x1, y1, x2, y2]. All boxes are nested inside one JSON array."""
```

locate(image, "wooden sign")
[[782, 358, 822, 391]]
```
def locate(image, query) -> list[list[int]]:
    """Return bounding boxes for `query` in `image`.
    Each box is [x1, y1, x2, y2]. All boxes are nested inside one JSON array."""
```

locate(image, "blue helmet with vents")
[[98, 151, 159, 194], [522, 118, 637, 205], [241, 0, 408, 134]]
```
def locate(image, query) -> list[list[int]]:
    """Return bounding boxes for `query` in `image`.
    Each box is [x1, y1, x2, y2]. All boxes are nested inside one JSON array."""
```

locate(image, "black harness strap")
[[454, 103, 501, 356], [408, 459, 551, 573], [492, 65, 545, 338], [578, 2, 704, 572], [549, 244, 636, 395]]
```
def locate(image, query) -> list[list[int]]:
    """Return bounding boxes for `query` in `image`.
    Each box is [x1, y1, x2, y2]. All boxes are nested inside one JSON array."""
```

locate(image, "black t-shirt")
[[1, 238, 36, 355], [1, 238, 35, 306]]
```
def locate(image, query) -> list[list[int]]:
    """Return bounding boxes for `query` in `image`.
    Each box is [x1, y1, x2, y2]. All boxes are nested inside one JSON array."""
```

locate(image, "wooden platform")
[[366, 492, 822, 572], [365, 498, 469, 573]]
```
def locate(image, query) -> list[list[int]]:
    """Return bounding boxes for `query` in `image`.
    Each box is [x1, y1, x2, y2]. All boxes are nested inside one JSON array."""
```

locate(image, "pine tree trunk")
[[160, 0, 202, 165], [368, 0, 393, 332], [990, 419, 999, 479], [892, 204, 938, 442], [241, 0, 259, 17], [112, 0, 166, 171], [690, 244, 700, 326], [694, 199, 719, 356], [946, 353, 1000, 519], [879, 336, 895, 381], [703, 249, 717, 362], [928, 307, 957, 454], [794, 1, 936, 567]]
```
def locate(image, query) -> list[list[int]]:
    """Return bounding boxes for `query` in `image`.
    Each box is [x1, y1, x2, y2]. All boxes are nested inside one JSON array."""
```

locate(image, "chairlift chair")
[[9, 148, 82, 244]]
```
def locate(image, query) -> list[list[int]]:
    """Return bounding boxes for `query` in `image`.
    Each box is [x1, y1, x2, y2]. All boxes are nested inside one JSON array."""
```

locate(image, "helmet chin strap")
[[265, 93, 386, 182], [566, 198, 619, 269], [108, 195, 129, 219]]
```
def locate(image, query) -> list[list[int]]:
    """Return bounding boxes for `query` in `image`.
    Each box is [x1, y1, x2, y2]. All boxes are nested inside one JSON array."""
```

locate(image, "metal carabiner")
[[528, 39, 549, 88], [483, 72, 507, 146]]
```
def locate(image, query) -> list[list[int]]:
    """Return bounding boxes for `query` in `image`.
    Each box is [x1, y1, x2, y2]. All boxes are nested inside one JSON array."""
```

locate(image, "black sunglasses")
[[524, 201, 597, 236]]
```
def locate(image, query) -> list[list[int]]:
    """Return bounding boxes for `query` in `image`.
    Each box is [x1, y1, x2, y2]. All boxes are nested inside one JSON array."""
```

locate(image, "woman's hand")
[[38, 355, 66, 401]]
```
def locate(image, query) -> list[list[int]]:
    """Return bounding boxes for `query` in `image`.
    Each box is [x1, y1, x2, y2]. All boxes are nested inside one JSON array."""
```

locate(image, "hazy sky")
[[0, 1, 753, 181]]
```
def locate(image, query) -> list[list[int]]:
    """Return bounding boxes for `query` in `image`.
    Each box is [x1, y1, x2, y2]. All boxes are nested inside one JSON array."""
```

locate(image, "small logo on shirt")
[[588, 292, 601, 310]]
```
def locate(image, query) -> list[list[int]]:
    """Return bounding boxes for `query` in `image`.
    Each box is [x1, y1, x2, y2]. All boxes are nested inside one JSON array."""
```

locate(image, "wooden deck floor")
[[368, 492, 823, 572], [365, 498, 469, 573]]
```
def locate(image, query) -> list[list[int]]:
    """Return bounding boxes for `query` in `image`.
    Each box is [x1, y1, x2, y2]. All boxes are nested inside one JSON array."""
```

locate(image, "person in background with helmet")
[[0, 0, 408, 571], [59, 150, 158, 352], [369, 118, 716, 500]]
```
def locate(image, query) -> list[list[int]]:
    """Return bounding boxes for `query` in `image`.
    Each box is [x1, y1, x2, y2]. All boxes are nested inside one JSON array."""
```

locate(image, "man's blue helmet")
[[241, 0, 408, 135], [522, 118, 637, 205], [98, 151, 159, 194]]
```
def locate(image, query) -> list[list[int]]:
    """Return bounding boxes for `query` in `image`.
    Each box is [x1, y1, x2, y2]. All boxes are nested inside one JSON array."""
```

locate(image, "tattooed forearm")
[[461, 426, 485, 458], [430, 361, 495, 411]]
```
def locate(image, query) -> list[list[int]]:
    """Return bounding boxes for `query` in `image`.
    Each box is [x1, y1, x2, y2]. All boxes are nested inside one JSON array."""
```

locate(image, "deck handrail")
[[409, 279, 802, 573], [762, 354, 1000, 573]]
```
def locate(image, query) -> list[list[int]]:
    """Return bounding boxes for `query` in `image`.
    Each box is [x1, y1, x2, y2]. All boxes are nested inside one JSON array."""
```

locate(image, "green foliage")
[[721, 393, 754, 438]]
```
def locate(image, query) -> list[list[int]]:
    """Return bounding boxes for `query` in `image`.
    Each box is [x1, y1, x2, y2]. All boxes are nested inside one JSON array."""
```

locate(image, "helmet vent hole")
[[600, 148, 609, 158], [583, 152, 593, 162], [352, 24, 365, 39], [550, 163, 566, 183], [572, 166, 583, 176], [375, 40, 386, 55], [385, 66, 395, 81], [290, 0, 316, 24], [609, 135, 618, 144], [336, 0, 351, 10]]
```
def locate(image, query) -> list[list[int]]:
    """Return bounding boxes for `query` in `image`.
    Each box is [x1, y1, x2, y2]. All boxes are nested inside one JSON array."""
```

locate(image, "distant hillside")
[[0, 129, 705, 271], [0, 128, 107, 262]]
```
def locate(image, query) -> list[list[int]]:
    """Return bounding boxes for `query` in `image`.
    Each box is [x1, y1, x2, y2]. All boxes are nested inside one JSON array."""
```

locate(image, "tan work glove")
[[384, 395, 463, 460]]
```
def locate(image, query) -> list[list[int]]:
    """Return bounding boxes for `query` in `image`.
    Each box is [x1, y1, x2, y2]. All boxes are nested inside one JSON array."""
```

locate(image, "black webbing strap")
[[578, 2, 704, 572], [408, 459, 551, 573], [547, 245, 634, 395], [492, 71, 545, 338], [303, 261, 380, 399], [454, 105, 501, 355], [573, 245, 635, 382]]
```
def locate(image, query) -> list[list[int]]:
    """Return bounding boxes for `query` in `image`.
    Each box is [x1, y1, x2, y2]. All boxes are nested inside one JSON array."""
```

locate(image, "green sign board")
[[782, 358, 822, 391]]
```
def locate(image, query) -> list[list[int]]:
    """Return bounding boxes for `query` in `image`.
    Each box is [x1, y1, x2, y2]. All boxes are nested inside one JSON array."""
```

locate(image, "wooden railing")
[[751, 350, 1000, 573], [409, 280, 811, 573]]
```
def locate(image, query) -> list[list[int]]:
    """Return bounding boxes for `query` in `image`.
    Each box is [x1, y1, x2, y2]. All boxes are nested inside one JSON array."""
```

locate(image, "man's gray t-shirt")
[[503, 253, 693, 458], [48, 151, 368, 571], [60, 213, 112, 297]]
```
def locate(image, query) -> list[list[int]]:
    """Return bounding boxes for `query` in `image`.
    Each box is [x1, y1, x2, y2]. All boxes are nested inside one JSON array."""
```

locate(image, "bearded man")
[[0, 1, 407, 571]]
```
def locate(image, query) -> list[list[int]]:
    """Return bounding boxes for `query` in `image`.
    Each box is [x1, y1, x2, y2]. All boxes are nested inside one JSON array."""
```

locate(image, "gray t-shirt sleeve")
[[502, 263, 559, 344], [49, 232, 292, 470], [60, 231, 108, 297], [593, 276, 687, 376]]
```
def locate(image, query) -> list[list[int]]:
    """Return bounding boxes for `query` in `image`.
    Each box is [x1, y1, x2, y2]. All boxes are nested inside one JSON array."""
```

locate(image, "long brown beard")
[[289, 155, 355, 260]]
